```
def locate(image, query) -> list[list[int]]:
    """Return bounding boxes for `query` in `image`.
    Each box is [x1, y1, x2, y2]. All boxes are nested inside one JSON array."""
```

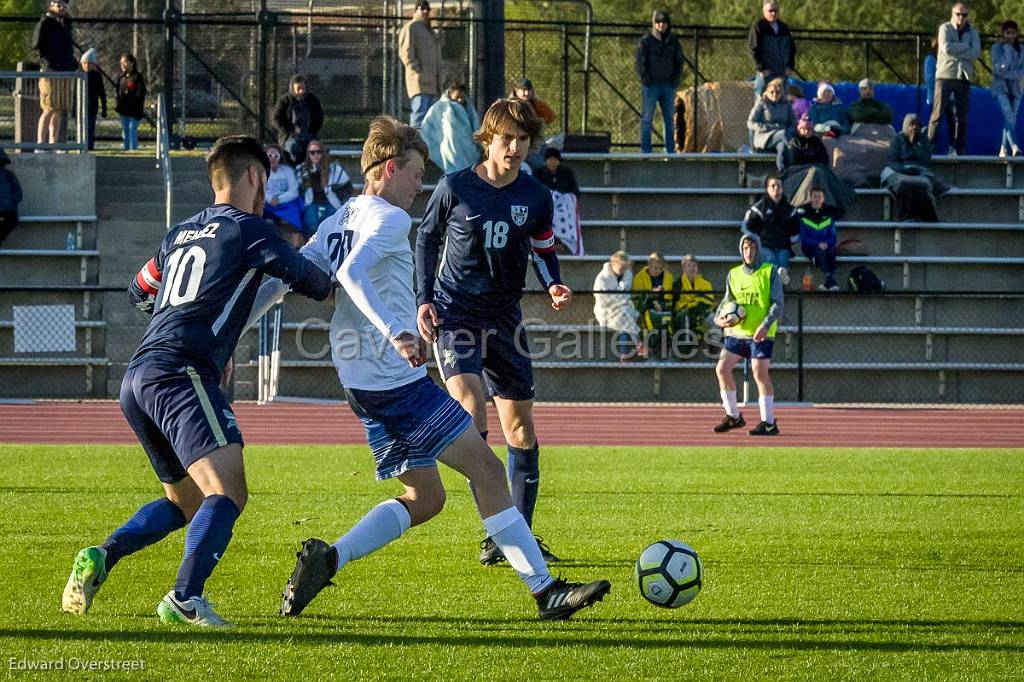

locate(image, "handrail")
[[155, 93, 173, 231]]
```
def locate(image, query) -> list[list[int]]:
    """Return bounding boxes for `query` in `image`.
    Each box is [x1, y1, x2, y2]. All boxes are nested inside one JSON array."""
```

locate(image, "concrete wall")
[[8, 153, 96, 217]]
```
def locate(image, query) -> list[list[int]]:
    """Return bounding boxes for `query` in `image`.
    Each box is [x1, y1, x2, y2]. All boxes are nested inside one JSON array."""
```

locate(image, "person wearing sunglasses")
[[928, 3, 980, 156], [748, 0, 796, 100], [298, 141, 354, 238]]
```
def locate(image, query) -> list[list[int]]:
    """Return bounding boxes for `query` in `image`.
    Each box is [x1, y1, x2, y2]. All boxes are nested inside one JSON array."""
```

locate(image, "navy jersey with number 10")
[[129, 203, 333, 375]]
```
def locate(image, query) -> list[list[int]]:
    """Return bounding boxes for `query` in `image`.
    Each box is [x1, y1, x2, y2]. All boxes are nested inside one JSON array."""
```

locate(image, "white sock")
[[721, 390, 740, 418], [332, 498, 411, 574], [759, 394, 775, 424], [483, 507, 553, 595]]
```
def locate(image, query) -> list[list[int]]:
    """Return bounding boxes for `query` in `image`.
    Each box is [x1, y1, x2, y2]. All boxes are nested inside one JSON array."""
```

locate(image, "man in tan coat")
[[399, 1, 443, 127]]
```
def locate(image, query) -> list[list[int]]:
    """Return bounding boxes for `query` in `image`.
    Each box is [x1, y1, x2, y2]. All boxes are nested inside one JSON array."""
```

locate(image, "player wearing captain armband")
[[246, 116, 611, 621], [713, 232, 784, 436], [61, 136, 334, 628], [415, 98, 570, 566]]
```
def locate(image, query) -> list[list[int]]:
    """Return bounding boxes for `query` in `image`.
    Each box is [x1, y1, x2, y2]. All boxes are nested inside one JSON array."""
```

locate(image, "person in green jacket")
[[713, 233, 784, 436]]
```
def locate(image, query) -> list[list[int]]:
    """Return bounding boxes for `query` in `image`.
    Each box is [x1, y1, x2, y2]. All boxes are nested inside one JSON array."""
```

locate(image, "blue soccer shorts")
[[723, 335, 775, 360]]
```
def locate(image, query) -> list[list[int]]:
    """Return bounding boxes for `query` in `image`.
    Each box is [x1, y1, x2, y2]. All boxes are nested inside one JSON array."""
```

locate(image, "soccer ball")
[[718, 301, 746, 327], [635, 540, 702, 608]]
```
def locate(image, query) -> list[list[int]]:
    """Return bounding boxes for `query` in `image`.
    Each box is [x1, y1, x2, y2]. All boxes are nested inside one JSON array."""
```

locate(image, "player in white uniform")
[[249, 116, 610, 620]]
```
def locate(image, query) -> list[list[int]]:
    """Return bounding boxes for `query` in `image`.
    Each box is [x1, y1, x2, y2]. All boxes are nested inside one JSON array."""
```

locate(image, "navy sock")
[[507, 442, 540, 528], [101, 498, 187, 571], [174, 495, 241, 600], [468, 431, 489, 510]]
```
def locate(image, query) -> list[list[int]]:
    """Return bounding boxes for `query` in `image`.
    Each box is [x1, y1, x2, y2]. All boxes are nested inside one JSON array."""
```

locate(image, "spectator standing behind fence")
[[743, 173, 797, 285], [0, 149, 23, 247], [420, 82, 481, 174], [298, 140, 353, 239], [511, 79, 556, 126], [593, 251, 643, 361], [33, 0, 76, 148], [749, 0, 796, 99], [272, 75, 324, 165], [882, 113, 951, 221], [672, 255, 715, 338], [928, 3, 980, 156], [992, 20, 1024, 158], [794, 187, 839, 291], [115, 54, 146, 151], [809, 82, 849, 137], [80, 49, 105, 151], [263, 143, 303, 230], [535, 148, 584, 255], [399, 1, 443, 127], [848, 79, 893, 131], [748, 77, 795, 170], [635, 8, 683, 154]]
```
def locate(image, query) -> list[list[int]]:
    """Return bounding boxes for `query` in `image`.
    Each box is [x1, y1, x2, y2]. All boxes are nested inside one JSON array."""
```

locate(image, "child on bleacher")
[[793, 187, 840, 291]]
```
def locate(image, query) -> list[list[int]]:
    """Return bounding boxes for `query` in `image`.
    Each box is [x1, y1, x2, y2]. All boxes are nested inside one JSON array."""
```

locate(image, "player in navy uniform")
[[415, 98, 571, 565], [61, 136, 333, 627]]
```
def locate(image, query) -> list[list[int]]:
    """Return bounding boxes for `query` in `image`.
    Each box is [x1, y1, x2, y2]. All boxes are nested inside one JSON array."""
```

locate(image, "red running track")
[[0, 402, 1021, 448]]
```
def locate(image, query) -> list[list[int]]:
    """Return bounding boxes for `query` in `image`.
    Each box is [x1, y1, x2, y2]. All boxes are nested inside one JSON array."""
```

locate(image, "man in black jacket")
[[272, 75, 324, 165], [635, 8, 684, 154], [33, 0, 76, 147], [749, 1, 796, 99]]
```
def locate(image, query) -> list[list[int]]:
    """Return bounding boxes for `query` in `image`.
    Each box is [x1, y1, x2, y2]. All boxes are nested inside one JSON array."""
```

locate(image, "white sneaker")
[[948, 149, 958, 157], [1000, 147, 1008, 159], [778, 267, 790, 286], [157, 591, 234, 627]]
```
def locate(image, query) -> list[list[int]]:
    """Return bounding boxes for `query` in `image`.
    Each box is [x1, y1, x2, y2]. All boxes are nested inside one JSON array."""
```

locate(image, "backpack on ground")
[[847, 265, 885, 293]]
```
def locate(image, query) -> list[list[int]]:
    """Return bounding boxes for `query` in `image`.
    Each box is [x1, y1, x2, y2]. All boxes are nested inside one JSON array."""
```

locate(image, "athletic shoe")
[[281, 538, 337, 616], [61, 546, 108, 615], [157, 591, 233, 627], [534, 536, 560, 563], [713, 414, 746, 433], [536, 577, 611, 620], [1000, 147, 1009, 159], [749, 421, 780, 436]]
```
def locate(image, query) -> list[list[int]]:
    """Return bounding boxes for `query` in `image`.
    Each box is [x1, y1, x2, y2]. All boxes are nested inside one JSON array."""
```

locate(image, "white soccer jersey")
[[302, 194, 426, 391]]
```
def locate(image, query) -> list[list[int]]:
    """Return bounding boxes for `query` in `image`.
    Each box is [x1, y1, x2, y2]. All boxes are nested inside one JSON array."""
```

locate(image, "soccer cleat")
[[61, 546, 108, 615], [713, 414, 746, 433], [534, 536, 560, 563], [536, 577, 611, 620], [749, 420, 780, 436], [157, 591, 233, 627], [280, 538, 336, 616], [478, 537, 506, 565]]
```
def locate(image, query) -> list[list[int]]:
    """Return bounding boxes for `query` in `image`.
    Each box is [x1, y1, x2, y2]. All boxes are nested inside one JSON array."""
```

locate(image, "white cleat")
[[157, 591, 234, 628]]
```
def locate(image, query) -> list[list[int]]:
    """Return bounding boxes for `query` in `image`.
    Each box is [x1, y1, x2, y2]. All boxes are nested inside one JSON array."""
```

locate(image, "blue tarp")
[[792, 80, 1021, 155]]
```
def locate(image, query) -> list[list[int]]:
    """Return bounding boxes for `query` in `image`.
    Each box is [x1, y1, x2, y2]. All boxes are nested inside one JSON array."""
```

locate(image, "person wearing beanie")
[[808, 81, 850, 136], [635, 8, 684, 153], [80, 48, 106, 151]]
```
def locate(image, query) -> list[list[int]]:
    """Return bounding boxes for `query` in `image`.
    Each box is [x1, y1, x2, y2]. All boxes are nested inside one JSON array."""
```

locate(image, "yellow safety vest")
[[726, 263, 777, 339]]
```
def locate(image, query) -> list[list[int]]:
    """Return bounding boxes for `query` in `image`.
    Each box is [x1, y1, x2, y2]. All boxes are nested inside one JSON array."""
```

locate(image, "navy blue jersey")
[[415, 166, 561, 320], [129, 204, 332, 374]]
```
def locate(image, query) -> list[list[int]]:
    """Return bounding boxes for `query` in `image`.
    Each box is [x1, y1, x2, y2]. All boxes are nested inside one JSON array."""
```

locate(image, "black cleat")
[[749, 420, 780, 436], [713, 414, 746, 433], [280, 538, 336, 616], [534, 536, 560, 563], [479, 537, 506, 565], [536, 577, 611, 620]]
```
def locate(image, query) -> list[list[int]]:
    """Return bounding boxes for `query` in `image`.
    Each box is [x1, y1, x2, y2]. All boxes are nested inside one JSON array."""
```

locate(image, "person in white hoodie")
[[593, 251, 643, 360]]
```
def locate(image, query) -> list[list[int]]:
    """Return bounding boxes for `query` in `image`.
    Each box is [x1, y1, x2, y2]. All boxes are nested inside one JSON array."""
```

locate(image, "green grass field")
[[2, 443, 1023, 680]]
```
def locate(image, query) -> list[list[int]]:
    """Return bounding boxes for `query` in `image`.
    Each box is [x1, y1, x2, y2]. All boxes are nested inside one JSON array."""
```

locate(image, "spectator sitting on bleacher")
[[748, 77, 795, 170], [633, 251, 675, 343], [881, 113, 951, 222], [742, 173, 798, 285], [672, 254, 715, 339], [783, 115, 828, 167], [808, 82, 850, 137], [420, 81, 481, 174], [848, 79, 893, 131], [788, 84, 810, 120], [298, 139, 354, 239], [781, 115, 855, 217], [511, 79, 557, 126], [535, 147, 584, 255], [0, 149, 23, 247], [794, 187, 840, 291], [263, 143, 303, 231], [594, 251, 643, 360]]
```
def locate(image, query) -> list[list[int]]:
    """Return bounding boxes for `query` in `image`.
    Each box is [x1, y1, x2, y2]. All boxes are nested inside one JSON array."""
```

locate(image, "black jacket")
[[742, 195, 798, 252], [635, 29, 684, 87], [33, 12, 76, 72], [784, 135, 829, 168], [748, 18, 796, 75], [115, 72, 147, 119], [272, 94, 324, 144], [534, 165, 579, 197], [86, 70, 107, 118]]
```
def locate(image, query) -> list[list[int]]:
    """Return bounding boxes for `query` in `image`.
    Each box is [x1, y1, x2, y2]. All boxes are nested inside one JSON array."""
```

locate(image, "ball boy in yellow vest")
[[713, 233, 784, 436]]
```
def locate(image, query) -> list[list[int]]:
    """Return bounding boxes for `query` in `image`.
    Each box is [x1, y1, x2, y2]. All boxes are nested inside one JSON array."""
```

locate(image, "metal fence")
[[1, 6, 996, 150], [4, 285, 1019, 405]]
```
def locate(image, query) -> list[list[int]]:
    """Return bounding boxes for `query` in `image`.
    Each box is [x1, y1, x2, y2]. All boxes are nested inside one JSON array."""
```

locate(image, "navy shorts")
[[345, 375, 473, 480], [434, 305, 535, 401], [723, 335, 775, 360], [120, 358, 243, 483]]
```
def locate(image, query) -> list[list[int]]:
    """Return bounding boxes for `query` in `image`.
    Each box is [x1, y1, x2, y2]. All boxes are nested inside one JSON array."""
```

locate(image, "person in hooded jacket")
[[593, 251, 643, 360], [742, 173, 798, 285], [713, 232, 783, 436], [636, 8, 684, 153]]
